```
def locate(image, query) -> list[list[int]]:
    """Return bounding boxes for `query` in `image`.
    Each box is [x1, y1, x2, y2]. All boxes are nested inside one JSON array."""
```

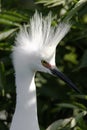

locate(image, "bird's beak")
[[42, 60, 81, 93]]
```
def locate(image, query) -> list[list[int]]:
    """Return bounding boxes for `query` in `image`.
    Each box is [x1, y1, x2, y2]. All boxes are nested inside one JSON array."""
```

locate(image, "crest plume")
[[15, 11, 71, 50]]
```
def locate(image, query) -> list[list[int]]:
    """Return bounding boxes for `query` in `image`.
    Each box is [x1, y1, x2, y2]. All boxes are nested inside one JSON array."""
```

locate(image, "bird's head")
[[13, 36, 56, 74], [13, 11, 57, 74], [13, 11, 81, 93]]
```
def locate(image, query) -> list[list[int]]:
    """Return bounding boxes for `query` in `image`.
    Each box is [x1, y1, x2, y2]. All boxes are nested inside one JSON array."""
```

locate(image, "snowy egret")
[[10, 11, 80, 130]]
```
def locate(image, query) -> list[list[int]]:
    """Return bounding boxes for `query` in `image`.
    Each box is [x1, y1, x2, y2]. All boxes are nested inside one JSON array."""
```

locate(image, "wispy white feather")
[[15, 11, 71, 51]]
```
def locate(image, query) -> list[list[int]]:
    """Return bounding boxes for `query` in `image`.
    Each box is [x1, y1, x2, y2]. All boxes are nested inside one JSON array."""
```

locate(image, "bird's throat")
[[10, 70, 40, 130]]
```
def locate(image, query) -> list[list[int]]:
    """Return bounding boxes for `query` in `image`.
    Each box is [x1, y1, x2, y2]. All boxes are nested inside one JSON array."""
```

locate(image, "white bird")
[[10, 11, 80, 130]]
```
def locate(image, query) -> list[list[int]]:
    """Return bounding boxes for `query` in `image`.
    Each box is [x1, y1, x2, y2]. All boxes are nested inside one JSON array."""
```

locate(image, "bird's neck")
[[10, 70, 40, 130]]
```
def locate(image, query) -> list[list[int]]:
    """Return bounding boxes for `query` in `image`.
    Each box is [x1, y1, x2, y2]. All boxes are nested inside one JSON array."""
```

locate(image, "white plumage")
[[10, 11, 72, 130]]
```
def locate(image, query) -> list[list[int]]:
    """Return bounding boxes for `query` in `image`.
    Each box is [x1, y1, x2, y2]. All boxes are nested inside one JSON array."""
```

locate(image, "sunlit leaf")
[[75, 111, 87, 123], [0, 28, 18, 41], [46, 118, 72, 130], [0, 18, 21, 26], [36, 0, 65, 7]]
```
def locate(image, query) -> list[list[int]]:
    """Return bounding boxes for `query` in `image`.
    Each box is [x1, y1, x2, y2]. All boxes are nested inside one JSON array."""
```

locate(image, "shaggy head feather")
[[13, 11, 71, 73]]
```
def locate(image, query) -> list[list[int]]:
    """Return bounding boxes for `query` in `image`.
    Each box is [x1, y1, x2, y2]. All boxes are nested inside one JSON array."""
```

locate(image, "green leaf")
[[46, 118, 72, 130], [0, 11, 28, 22], [0, 28, 18, 41], [0, 42, 12, 51], [36, 0, 65, 7], [64, 47, 78, 64], [74, 94, 87, 100], [58, 102, 86, 111], [75, 111, 87, 123], [0, 18, 21, 26], [57, 103, 78, 109], [73, 111, 87, 129]]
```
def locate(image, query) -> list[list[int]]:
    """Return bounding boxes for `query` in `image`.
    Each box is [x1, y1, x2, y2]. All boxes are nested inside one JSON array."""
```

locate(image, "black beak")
[[50, 67, 81, 93], [41, 60, 81, 93]]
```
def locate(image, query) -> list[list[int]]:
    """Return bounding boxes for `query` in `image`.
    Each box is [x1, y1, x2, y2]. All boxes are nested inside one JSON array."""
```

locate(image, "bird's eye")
[[41, 60, 47, 64], [41, 60, 48, 67], [41, 60, 47, 65], [41, 60, 51, 69]]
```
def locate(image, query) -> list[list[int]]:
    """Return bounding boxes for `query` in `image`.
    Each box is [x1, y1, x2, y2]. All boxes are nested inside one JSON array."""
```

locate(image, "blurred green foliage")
[[0, 0, 87, 130]]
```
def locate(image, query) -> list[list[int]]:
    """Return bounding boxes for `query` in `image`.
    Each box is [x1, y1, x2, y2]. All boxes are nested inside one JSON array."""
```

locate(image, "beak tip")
[[51, 68, 81, 94]]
